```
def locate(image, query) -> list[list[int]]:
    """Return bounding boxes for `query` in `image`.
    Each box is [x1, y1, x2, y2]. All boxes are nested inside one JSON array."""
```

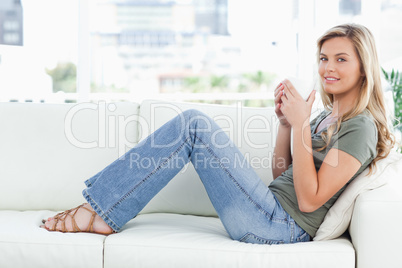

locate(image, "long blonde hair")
[[316, 23, 395, 174]]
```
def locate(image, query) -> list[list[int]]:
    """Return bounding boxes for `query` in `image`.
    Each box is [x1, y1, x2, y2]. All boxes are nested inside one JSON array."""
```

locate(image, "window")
[[0, 0, 78, 102], [3, 33, 19, 43], [0, 0, 402, 105], [3, 20, 19, 31]]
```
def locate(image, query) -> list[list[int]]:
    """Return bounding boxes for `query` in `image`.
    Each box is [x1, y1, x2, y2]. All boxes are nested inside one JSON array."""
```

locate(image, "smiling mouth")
[[325, 77, 340, 81]]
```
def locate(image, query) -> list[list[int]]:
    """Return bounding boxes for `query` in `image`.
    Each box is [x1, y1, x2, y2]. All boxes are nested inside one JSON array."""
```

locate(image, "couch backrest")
[[138, 100, 278, 216], [0, 102, 140, 211], [0, 100, 278, 214]]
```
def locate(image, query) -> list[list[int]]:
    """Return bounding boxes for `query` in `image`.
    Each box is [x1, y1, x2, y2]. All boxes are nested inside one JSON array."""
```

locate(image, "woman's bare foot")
[[41, 203, 114, 235]]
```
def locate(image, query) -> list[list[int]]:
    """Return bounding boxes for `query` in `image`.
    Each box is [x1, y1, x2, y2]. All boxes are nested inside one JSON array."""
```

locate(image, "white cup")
[[285, 76, 315, 100]]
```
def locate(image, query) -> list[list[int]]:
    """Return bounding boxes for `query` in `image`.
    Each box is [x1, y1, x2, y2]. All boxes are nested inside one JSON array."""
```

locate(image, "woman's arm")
[[280, 80, 362, 212], [272, 124, 292, 179], [292, 127, 361, 212], [272, 83, 293, 179]]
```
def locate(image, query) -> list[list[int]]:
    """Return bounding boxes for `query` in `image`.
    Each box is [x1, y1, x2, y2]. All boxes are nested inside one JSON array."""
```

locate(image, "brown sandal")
[[44, 203, 113, 235]]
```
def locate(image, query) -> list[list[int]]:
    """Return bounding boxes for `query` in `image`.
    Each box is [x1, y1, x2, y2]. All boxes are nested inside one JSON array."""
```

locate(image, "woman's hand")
[[279, 79, 316, 129], [274, 83, 291, 128]]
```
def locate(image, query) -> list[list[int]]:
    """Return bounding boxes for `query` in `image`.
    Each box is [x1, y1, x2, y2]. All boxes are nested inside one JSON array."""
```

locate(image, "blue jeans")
[[82, 109, 310, 244]]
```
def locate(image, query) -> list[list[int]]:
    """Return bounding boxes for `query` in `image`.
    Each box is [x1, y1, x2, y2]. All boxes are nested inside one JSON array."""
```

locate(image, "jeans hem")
[[84, 179, 92, 187]]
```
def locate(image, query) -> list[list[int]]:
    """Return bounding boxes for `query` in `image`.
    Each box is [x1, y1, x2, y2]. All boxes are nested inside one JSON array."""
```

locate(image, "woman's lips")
[[324, 77, 340, 84]]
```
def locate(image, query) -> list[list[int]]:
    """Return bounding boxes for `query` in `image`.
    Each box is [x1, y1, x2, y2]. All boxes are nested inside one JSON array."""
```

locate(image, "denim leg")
[[83, 109, 199, 232], [83, 109, 308, 243]]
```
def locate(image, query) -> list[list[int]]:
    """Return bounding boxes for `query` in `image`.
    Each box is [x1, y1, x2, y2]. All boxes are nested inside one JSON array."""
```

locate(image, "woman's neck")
[[331, 90, 359, 118]]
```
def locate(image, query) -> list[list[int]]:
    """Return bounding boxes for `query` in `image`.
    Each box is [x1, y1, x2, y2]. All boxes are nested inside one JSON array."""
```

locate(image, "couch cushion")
[[0, 102, 139, 211], [138, 100, 278, 216], [0, 210, 105, 268], [103, 213, 355, 268]]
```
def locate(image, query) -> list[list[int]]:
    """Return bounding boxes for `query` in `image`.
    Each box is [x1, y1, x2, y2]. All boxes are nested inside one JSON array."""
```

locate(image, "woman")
[[41, 23, 394, 244]]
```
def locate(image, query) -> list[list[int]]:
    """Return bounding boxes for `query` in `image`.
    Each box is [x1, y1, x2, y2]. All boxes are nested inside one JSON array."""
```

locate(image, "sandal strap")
[[79, 205, 97, 233], [50, 204, 96, 233], [70, 204, 84, 232]]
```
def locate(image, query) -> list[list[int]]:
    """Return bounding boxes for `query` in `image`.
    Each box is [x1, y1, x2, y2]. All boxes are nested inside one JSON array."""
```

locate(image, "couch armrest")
[[349, 179, 402, 268]]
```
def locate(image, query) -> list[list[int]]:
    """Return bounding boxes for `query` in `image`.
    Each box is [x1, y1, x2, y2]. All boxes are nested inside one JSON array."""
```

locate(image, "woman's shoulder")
[[338, 109, 378, 140], [344, 110, 377, 129], [332, 110, 378, 165]]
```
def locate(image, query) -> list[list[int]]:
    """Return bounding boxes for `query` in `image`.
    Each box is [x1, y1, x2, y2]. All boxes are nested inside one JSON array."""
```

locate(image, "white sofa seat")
[[104, 213, 355, 268], [0, 210, 105, 268]]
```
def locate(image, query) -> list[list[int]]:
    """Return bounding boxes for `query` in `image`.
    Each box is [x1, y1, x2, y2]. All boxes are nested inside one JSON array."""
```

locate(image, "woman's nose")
[[325, 61, 335, 72]]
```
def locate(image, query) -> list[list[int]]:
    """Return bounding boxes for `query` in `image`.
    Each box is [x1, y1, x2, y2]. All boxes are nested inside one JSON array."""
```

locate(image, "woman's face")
[[318, 37, 364, 98]]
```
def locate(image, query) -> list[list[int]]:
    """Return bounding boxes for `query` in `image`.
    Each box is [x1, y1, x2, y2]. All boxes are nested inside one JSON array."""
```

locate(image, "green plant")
[[210, 75, 229, 91], [46, 62, 77, 93], [382, 68, 402, 152], [242, 70, 275, 92]]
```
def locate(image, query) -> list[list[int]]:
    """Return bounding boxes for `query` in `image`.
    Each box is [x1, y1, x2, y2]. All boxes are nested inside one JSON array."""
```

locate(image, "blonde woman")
[[41, 24, 394, 244]]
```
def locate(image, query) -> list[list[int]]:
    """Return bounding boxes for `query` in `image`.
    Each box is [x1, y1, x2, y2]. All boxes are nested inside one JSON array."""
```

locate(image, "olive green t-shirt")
[[268, 110, 378, 237]]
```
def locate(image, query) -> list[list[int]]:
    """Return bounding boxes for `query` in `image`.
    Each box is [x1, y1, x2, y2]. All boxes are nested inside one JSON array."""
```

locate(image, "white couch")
[[0, 100, 401, 268]]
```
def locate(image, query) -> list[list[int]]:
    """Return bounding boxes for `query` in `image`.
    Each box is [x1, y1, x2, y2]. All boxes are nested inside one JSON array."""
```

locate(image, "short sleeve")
[[331, 115, 378, 165]]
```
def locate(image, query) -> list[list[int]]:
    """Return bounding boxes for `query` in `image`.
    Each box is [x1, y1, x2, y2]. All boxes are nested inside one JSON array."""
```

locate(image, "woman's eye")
[[320, 57, 327, 61], [337, 58, 346, 62]]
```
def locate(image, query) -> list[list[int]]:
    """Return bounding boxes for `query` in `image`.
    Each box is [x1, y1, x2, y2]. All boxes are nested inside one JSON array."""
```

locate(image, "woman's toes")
[[44, 219, 54, 230], [44, 220, 50, 229]]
